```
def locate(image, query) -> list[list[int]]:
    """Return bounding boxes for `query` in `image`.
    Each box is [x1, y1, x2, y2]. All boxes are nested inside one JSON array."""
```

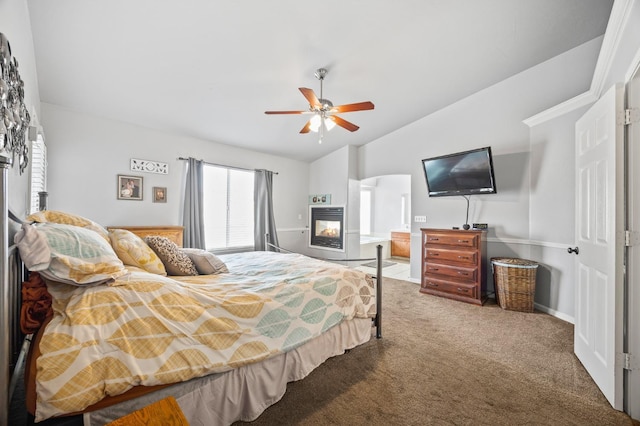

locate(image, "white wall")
[[356, 36, 603, 288], [527, 107, 589, 318], [40, 103, 311, 249], [524, 1, 640, 323], [0, 0, 41, 215], [307, 145, 356, 259]]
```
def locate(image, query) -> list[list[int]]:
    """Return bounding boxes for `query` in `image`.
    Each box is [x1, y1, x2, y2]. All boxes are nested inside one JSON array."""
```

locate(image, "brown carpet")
[[236, 278, 637, 426]]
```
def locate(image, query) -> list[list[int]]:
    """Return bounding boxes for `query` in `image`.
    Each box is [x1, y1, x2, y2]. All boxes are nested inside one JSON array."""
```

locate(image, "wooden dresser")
[[420, 228, 487, 305]]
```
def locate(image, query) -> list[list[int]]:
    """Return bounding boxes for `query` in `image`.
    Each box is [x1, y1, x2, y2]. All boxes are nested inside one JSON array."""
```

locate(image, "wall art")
[[130, 158, 169, 174], [153, 187, 167, 203], [0, 32, 31, 174], [117, 175, 143, 200]]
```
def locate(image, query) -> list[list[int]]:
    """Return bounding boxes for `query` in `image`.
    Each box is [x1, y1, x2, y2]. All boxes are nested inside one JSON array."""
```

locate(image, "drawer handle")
[[431, 252, 440, 256], [429, 238, 439, 242], [457, 287, 469, 293], [457, 256, 469, 260], [457, 271, 469, 276], [457, 239, 470, 243], [429, 268, 439, 272]]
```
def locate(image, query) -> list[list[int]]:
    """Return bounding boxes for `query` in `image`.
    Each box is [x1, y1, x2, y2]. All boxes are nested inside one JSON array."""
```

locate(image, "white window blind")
[[202, 165, 254, 251], [29, 134, 47, 214]]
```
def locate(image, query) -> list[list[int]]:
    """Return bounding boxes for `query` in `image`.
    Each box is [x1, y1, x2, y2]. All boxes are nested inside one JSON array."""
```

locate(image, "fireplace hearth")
[[310, 206, 344, 251]]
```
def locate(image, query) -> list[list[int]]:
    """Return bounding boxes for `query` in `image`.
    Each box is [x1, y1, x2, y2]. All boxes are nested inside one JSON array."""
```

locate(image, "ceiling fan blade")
[[265, 110, 308, 115], [332, 101, 375, 113], [330, 115, 360, 132], [300, 120, 312, 134], [299, 87, 321, 108]]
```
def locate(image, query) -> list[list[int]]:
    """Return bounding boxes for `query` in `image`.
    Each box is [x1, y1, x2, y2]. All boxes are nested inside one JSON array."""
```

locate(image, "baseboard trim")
[[533, 302, 574, 324]]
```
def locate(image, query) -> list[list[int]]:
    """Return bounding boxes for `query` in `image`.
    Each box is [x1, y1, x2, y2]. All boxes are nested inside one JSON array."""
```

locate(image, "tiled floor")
[[356, 256, 410, 280]]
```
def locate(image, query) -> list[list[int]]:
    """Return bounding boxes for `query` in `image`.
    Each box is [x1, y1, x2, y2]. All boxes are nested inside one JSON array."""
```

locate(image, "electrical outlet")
[[414, 215, 427, 223]]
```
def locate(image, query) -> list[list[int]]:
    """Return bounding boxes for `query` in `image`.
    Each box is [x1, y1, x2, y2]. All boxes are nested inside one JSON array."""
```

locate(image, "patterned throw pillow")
[[27, 210, 110, 242], [108, 229, 167, 276], [145, 236, 198, 276], [18, 222, 128, 286], [181, 248, 229, 275]]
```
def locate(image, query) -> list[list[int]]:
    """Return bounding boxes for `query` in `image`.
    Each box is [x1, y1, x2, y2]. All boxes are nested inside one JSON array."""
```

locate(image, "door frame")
[[623, 58, 640, 419]]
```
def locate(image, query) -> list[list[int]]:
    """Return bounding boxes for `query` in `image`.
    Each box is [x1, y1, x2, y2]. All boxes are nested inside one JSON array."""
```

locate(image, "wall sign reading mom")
[[130, 158, 169, 175]]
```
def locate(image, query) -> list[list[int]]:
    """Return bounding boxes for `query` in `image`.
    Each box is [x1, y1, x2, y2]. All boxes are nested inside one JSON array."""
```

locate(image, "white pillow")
[[16, 222, 128, 286]]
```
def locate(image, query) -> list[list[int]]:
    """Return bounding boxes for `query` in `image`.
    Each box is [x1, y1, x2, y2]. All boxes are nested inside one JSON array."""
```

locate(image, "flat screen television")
[[421, 146, 497, 197]]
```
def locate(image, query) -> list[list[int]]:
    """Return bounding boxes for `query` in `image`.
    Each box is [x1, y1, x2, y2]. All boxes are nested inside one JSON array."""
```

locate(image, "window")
[[29, 133, 47, 214], [360, 188, 372, 236], [202, 165, 254, 251], [400, 193, 410, 228]]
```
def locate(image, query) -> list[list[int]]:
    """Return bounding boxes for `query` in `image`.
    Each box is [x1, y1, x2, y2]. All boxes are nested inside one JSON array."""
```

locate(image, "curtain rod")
[[178, 157, 278, 174]]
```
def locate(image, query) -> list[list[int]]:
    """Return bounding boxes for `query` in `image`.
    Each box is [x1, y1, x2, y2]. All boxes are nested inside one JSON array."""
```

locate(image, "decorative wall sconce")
[[0, 32, 30, 174]]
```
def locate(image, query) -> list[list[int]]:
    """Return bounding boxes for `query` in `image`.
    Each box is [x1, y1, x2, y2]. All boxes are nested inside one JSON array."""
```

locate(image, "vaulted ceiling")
[[27, 0, 613, 162]]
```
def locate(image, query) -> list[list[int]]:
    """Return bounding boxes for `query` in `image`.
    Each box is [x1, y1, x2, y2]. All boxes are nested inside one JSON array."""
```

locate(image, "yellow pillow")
[[109, 228, 167, 276], [27, 210, 109, 242]]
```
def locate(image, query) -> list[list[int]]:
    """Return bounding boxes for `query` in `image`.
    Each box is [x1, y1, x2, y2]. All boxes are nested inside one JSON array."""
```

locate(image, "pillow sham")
[[15, 222, 128, 286], [145, 236, 198, 276], [181, 248, 229, 275], [26, 210, 109, 242], [108, 229, 167, 276]]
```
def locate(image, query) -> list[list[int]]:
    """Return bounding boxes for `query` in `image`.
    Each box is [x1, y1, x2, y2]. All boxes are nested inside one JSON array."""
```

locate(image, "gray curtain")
[[254, 169, 279, 251], [183, 157, 206, 249]]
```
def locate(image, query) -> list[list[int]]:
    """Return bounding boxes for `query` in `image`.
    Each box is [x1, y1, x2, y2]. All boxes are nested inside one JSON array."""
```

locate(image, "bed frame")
[[1, 156, 27, 426], [0, 198, 383, 425]]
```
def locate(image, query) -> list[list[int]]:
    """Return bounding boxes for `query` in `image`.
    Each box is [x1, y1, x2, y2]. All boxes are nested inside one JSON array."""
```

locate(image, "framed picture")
[[117, 175, 143, 200], [153, 186, 167, 203]]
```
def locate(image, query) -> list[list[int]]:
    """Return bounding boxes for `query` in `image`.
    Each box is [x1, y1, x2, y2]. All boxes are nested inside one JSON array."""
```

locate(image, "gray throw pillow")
[[181, 248, 229, 275]]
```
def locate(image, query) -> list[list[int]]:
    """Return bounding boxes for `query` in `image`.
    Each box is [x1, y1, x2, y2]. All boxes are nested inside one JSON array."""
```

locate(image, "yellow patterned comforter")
[[35, 251, 376, 421]]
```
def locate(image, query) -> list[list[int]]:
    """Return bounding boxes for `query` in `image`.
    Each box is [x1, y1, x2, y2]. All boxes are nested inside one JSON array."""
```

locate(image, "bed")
[[1, 209, 382, 425]]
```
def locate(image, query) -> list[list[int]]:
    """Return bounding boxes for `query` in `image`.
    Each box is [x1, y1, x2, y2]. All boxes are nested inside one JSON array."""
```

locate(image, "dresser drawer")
[[424, 232, 478, 248], [421, 277, 477, 298], [425, 248, 477, 265], [424, 262, 477, 281]]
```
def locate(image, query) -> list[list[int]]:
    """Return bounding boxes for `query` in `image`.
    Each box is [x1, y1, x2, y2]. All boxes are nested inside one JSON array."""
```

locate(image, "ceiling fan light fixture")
[[309, 115, 321, 132], [309, 115, 336, 133], [324, 116, 336, 131]]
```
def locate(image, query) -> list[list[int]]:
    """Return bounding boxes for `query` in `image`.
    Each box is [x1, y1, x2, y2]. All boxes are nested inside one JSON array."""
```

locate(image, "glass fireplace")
[[309, 206, 345, 251]]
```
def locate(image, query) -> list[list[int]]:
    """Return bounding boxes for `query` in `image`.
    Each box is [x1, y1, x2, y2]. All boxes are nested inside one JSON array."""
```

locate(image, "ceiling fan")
[[265, 68, 374, 143]]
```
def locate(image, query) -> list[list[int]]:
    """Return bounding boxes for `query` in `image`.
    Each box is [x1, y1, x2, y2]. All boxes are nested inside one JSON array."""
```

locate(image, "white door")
[[574, 83, 624, 410]]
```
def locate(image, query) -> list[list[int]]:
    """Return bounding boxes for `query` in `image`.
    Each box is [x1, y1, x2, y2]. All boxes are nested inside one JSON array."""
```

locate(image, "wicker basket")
[[491, 257, 538, 312]]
